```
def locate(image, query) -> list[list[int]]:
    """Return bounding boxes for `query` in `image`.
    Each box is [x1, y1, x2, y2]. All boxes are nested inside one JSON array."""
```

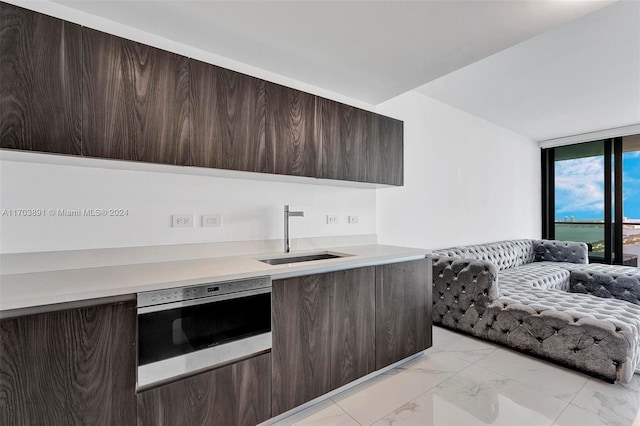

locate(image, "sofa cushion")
[[566, 264, 640, 305], [533, 240, 589, 264], [499, 263, 571, 291]]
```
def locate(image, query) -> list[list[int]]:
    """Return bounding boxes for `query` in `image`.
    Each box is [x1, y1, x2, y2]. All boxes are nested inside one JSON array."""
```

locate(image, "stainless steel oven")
[[136, 276, 271, 390]]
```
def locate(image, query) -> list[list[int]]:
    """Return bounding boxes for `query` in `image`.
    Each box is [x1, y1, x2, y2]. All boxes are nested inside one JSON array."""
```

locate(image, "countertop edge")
[[1, 246, 429, 316]]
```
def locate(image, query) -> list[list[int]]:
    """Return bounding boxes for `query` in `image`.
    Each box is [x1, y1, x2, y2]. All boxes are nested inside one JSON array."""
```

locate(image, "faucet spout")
[[284, 205, 304, 253]]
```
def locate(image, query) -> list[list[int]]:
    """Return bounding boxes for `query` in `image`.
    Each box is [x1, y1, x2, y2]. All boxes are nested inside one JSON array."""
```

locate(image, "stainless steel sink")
[[258, 251, 350, 265]]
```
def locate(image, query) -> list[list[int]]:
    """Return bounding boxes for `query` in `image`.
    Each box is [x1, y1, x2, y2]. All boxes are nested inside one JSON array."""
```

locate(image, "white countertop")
[[0, 244, 428, 312]]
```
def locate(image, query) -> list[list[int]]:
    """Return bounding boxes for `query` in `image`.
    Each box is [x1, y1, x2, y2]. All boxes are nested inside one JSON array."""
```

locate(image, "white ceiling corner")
[[416, 0, 640, 142]]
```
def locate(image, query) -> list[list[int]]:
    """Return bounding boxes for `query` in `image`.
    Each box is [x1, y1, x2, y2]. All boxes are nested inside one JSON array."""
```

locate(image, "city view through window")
[[554, 137, 640, 264]]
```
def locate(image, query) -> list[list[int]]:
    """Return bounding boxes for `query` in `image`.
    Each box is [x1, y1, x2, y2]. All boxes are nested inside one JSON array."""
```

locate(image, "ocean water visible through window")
[[544, 135, 640, 266]]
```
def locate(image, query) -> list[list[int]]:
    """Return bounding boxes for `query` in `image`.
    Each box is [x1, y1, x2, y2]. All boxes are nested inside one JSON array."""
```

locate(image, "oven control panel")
[[137, 276, 271, 308]]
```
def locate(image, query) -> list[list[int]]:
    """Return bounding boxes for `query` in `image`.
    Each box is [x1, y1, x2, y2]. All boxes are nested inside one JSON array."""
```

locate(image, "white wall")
[[375, 91, 541, 250], [0, 156, 376, 253]]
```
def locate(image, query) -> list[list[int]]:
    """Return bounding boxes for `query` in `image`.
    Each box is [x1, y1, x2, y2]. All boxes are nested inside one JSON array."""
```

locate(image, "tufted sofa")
[[431, 239, 640, 383]]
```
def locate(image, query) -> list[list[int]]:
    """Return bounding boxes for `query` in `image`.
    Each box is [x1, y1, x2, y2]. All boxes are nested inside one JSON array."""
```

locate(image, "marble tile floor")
[[273, 326, 640, 426]]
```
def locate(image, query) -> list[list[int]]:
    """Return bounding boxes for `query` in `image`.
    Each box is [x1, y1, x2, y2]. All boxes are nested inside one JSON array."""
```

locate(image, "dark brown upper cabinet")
[[367, 115, 404, 186], [0, 2, 81, 154], [82, 28, 189, 165], [190, 60, 266, 172], [265, 82, 321, 178], [320, 99, 371, 182], [1, 5, 404, 185]]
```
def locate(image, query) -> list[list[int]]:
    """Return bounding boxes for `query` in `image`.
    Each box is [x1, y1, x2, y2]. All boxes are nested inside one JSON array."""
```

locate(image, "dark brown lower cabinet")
[[137, 353, 271, 426], [271, 273, 332, 416], [329, 267, 376, 389], [271, 267, 376, 416], [0, 300, 137, 425], [376, 259, 432, 369]]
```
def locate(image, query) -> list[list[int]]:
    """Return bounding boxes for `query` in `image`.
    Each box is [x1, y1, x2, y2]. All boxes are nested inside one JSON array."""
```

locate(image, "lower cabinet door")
[[271, 267, 376, 416], [137, 352, 271, 426], [376, 259, 432, 369], [330, 267, 376, 389], [271, 274, 332, 416], [0, 300, 137, 425]]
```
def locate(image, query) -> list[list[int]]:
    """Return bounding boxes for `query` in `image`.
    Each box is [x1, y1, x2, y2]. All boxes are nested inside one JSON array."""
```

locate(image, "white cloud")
[[555, 157, 604, 217]]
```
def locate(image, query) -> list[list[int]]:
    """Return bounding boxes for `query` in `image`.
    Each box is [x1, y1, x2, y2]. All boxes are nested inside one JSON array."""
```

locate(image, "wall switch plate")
[[172, 214, 193, 228], [327, 214, 339, 224], [202, 214, 222, 227], [348, 215, 359, 224]]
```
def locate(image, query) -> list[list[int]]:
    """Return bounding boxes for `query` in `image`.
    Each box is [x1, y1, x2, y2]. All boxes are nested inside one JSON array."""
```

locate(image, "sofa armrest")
[[570, 271, 640, 305], [432, 257, 499, 332], [534, 239, 589, 264]]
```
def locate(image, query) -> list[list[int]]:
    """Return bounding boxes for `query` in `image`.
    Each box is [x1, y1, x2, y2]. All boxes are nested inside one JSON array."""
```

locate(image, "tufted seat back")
[[432, 240, 536, 271]]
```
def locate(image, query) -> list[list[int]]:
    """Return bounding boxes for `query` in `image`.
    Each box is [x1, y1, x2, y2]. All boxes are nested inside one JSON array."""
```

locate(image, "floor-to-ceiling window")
[[542, 136, 638, 266], [552, 141, 607, 261], [623, 134, 640, 265]]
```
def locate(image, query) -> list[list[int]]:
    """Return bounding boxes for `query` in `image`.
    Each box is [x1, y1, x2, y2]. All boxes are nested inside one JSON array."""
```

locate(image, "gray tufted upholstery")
[[499, 262, 570, 291], [431, 239, 640, 383], [432, 240, 535, 272], [533, 240, 589, 264], [570, 269, 640, 305]]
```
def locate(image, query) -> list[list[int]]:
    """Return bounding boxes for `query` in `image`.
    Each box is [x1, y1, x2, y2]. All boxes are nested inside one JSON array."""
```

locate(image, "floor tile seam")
[[338, 363, 476, 426], [550, 377, 591, 425], [432, 347, 494, 364], [332, 398, 366, 426], [469, 347, 498, 364], [561, 378, 624, 419], [365, 363, 479, 425], [473, 357, 589, 403]]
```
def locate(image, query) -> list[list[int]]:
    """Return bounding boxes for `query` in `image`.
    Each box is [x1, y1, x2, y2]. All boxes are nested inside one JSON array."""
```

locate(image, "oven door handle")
[[137, 287, 271, 315]]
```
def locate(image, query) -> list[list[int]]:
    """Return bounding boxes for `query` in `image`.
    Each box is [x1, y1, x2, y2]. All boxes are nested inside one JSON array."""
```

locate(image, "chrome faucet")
[[284, 205, 304, 253]]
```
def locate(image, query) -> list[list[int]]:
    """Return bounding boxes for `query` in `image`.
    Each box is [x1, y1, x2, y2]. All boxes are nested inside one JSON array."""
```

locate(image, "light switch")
[[202, 214, 222, 227], [327, 215, 339, 224]]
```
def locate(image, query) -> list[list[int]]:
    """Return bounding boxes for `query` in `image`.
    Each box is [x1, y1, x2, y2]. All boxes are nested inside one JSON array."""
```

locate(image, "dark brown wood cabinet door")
[[272, 274, 331, 415], [320, 99, 371, 182], [82, 28, 189, 165], [0, 2, 81, 154], [137, 352, 271, 426], [329, 267, 376, 389], [0, 301, 136, 425], [265, 82, 320, 178], [376, 259, 431, 369], [368, 115, 404, 186], [190, 60, 266, 171]]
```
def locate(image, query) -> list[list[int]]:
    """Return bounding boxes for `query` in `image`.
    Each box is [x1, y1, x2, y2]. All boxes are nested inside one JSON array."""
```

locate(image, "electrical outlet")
[[327, 214, 339, 224], [348, 215, 359, 224], [172, 214, 193, 228], [202, 214, 222, 227]]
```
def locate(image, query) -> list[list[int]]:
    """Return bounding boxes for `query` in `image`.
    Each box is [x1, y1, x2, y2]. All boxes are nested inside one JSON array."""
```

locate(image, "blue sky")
[[555, 152, 640, 221]]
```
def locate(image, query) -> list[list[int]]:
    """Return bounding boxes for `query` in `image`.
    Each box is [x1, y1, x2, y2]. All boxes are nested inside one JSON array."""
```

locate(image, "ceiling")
[[417, 0, 640, 141], [50, 0, 613, 106]]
